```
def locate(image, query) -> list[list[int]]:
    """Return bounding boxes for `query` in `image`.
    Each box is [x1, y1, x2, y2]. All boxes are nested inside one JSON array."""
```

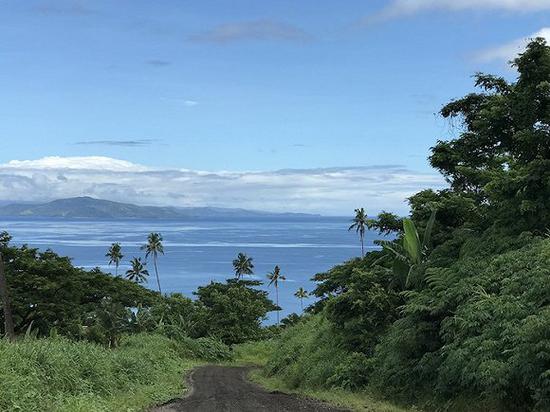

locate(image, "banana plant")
[[376, 209, 437, 288]]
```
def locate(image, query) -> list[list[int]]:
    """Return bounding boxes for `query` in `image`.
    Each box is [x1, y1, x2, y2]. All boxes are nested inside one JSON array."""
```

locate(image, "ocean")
[[0, 217, 382, 323]]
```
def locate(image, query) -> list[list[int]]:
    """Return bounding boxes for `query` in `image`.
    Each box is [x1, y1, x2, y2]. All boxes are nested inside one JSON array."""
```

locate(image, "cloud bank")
[[0, 156, 444, 215], [365, 0, 550, 22]]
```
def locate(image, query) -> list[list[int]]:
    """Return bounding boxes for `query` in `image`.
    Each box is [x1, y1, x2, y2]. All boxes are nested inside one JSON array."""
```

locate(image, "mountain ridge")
[[0, 197, 320, 219]]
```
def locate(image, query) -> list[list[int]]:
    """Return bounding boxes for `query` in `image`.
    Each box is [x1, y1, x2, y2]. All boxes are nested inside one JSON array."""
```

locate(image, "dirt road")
[[154, 365, 347, 412]]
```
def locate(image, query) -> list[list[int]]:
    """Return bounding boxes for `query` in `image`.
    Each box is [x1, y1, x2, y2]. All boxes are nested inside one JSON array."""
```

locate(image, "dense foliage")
[[0, 333, 206, 411], [263, 38, 550, 411], [0, 238, 275, 346]]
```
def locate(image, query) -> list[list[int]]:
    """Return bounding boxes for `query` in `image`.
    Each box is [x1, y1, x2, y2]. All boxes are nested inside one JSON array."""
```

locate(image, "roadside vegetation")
[[247, 38, 550, 412], [0, 333, 205, 412]]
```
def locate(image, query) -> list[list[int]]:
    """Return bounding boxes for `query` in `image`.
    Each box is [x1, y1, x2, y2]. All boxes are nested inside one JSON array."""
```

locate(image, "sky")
[[1, 0, 549, 215]]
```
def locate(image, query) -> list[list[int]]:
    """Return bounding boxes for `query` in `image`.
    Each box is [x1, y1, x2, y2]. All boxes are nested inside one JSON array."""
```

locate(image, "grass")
[[232, 339, 416, 412], [0, 333, 202, 412], [231, 339, 275, 366], [247, 369, 416, 412]]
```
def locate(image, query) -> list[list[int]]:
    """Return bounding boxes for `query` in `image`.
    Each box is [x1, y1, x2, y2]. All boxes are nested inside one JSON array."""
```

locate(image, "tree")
[[429, 38, 550, 232], [194, 279, 277, 344], [105, 243, 123, 276], [294, 287, 308, 312], [232, 252, 254, 279], [142, 233, 164, 294], [0, 231, 15, 341], [125, 257, 149, 284], [349, 208, 368, 257], [1, 242, 157, 338], [267, 265, 286, 325], [368, 211, 403, 235]]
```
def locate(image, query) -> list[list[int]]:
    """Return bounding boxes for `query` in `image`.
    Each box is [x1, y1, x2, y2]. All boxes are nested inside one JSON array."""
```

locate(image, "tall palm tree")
[[294, 287, 308, 312], [105, 242, 123, 276], [125, 257, 149, 283], [142, 233, 164, 294], [267, 265, 286, 325], [232, 252, 254, 279], [349, 208, 368, 257], [0, 232, 15, 341]]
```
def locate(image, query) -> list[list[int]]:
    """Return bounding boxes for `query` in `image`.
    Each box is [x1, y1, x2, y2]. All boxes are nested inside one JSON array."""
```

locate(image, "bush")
[[264, 315, 370, 390], [0, 333, 197, 412], [371, 238, 550, 410], [176, 336, 233, 362]]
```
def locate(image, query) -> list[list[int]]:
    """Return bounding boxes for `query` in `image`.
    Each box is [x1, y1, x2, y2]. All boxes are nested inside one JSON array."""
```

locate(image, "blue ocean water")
[[0, 217, 382, 323]]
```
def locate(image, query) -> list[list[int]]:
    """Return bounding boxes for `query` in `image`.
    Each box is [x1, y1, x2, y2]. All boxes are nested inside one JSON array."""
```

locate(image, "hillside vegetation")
[[255, 38, 550, 412]]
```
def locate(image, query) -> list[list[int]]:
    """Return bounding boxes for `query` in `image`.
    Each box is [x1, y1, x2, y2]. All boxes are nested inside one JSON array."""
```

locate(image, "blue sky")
[[1, 0, 549, 214]]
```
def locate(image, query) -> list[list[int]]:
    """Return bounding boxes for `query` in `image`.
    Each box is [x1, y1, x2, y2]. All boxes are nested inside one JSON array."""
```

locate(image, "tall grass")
[[0, 333, 201, 412], [232, 339, 275, 366]]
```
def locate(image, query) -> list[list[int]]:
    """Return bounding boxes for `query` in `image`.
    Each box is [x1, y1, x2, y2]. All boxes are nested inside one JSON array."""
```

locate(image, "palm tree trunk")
[[361, 234, 364, 257], [115, 263, 118, 277], [276, 286, 280, 325], [153, 255, 162, 294], [0, 252, 15, 341], [300, 297, 303, 312]]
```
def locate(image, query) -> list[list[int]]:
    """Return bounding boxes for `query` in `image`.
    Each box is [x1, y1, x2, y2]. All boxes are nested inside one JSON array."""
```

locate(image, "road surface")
[[154, 365, 347, 412]]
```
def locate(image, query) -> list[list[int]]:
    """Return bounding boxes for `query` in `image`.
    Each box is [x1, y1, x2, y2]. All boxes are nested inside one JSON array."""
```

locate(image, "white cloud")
[[3, 156, 148, 172], [0, 156, 445, 215], [365, 0, 550, 22], [183, 100, 198, 107], [474, 27, 550, 63]]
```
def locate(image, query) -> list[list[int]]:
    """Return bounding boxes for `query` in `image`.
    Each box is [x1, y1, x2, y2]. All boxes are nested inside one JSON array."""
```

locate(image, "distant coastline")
[[0, 196, 322, 220]]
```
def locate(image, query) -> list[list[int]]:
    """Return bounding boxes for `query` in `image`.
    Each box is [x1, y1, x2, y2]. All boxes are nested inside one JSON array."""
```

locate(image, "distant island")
[[0, 197, 320, 219]]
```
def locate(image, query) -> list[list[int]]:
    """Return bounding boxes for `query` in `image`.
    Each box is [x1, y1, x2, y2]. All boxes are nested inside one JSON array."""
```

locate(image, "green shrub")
[[264, 315, 370, 390], [0, 333, 196, 412], [371, 238, 550, 410], [176, 336, 233, 361]]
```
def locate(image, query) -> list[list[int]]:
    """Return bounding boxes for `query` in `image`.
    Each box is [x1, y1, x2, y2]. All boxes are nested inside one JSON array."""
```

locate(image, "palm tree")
[[349, 208, 368, 257], [105, 242, 123, 276], [125, 257, 149, 283], [267, 265, 286, 325], [232, 252, 254, 279], [294, 287, 308, 312], [142, 233, 164, 294]]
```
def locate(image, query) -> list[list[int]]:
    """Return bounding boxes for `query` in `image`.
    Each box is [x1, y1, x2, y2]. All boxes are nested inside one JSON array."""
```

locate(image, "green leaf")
[[402, 218, 421, 264]]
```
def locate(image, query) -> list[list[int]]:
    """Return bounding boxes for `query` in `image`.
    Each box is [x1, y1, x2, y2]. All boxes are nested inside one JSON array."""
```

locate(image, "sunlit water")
[[0, 217, 382, 323]]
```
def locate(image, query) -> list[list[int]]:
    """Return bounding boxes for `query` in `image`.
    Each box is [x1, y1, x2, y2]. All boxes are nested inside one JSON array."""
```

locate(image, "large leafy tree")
[[232, 252, 254, 279], [0, 239, 157, 338], [142, 233, 164, 294], [429, 37, 550, 232], [194, 279, 277, 344]]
